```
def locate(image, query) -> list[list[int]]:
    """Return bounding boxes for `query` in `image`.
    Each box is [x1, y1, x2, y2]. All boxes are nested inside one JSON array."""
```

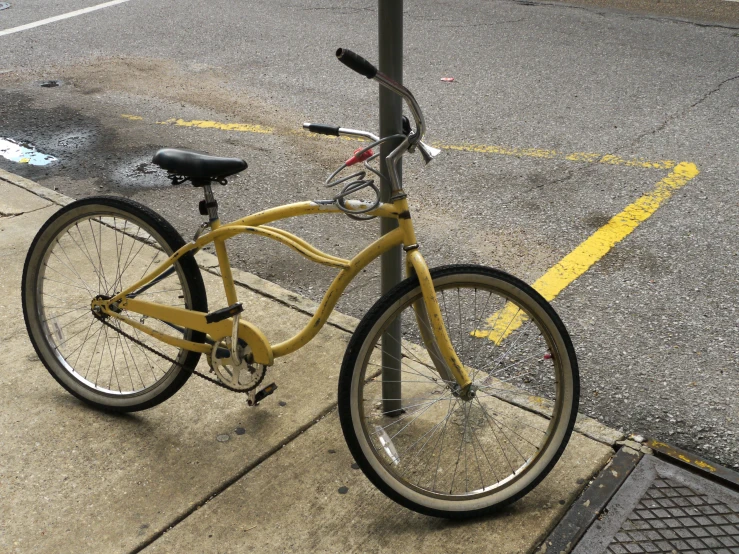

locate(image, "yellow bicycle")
[[22, 49, 579, 518]]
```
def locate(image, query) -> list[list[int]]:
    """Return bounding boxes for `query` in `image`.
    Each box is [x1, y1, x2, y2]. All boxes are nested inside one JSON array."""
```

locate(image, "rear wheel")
[[22, 196, 208, 412], [338, 265, 579, 518]]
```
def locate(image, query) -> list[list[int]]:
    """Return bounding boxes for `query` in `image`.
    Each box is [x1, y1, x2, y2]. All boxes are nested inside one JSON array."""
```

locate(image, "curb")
[[0, 167, 74, 207], [647, 438, 739, 492]]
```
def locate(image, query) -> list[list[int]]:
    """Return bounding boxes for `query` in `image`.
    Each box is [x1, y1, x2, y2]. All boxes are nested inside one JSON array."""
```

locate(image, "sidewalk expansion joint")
[[128, 404, 339, 554]]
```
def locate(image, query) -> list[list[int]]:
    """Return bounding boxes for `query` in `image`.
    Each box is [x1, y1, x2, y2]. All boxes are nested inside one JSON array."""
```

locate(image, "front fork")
[[405, 248, 474, 399]]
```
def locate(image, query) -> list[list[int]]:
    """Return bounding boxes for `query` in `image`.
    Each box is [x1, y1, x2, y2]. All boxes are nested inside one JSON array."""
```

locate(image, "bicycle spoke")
[[347, 269, 575, 508], [474, 396, 533, 464], [31, 207, 194, 400]]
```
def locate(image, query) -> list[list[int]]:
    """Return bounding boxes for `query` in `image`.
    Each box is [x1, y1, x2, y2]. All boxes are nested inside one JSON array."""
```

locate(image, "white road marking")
[[0, 0, 132, 37]]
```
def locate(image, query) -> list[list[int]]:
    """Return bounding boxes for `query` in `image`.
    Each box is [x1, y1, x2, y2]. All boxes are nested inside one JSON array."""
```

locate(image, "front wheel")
[[338, 265, 579, 518]]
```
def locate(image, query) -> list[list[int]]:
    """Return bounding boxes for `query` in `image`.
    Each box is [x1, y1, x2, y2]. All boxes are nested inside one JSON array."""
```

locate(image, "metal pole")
[[379, 0, 403, 416]]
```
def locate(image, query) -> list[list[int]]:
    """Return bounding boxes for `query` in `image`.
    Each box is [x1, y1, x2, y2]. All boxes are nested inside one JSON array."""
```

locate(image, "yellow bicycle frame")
[[94, 197, 472, 390]]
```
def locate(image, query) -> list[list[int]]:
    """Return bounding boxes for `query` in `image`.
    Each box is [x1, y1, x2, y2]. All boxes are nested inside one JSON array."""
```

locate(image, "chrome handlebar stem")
[[373, 72, 426, 147], [335, 128, 380, 142]]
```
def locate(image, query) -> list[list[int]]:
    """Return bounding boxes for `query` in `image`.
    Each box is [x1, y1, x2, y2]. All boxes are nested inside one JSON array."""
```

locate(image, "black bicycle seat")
[[152, 148, 247, 183]]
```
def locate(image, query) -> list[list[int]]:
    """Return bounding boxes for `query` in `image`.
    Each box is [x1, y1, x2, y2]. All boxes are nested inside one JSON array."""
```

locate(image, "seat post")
[[202, 184, 220, 226], [202, 183, 238, 305]]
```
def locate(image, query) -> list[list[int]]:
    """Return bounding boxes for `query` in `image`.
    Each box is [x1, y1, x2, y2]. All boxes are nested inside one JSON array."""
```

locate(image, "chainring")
[[209, 336, 266, 392]]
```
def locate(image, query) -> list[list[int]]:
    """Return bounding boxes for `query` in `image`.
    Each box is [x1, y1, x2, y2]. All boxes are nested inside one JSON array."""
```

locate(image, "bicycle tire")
[[338, 264, 579, 518], [22, 196, 208, 412]]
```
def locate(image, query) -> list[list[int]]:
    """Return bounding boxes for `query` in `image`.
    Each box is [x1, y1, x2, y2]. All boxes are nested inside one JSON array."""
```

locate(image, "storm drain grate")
[[574, 455, 739, 554], [607, 477, 739, 553]]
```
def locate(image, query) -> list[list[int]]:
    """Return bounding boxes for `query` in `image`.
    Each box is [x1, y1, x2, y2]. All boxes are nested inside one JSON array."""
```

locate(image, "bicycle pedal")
[[205, 302, 244, 324], [247, 382, 278, 407]]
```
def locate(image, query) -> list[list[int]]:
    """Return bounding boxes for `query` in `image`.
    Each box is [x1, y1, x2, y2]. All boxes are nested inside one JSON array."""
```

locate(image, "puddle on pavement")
[[0, 138, 57, 166], [0, 91, 184, 191]]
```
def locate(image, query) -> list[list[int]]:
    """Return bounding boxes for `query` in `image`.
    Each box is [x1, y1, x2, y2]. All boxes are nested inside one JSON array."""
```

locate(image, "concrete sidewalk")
[[0, 168, 620, 554]]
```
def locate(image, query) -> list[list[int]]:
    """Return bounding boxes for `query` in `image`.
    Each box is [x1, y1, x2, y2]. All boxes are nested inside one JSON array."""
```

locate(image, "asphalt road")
[[2, 0, 739, 468]]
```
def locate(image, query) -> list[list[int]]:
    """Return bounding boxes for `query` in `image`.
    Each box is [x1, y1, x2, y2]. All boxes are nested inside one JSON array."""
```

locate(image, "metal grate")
[[606, 477, 739, 553], [574, 455, 739, 554]]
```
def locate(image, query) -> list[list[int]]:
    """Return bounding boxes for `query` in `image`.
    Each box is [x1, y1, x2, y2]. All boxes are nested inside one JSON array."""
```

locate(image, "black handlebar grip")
[[303, 123, 340, 136], [336, 48, 377, 79]]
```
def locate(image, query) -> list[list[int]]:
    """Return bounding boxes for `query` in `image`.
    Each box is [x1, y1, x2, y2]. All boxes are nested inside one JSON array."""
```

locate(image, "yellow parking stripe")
[[474, 162, 700, 342], [436, 143, 676, 170], [157, 118, 274, 134], [120, 114, 676, 170]]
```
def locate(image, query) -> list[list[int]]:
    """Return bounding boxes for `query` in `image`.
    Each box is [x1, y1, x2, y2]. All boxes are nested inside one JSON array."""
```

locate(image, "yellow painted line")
[[694, 460, 717, 472], [120, 114, 676, 170], [436, 143, 677, 170], [157, 118, 274, 134], [565, 151, 677, 170], [435, 143, 559, 160], [475, 162, 700, 342]]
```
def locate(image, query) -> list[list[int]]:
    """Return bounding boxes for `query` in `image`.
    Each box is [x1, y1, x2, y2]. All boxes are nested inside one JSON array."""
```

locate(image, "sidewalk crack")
[[442, 18, 526, 28], [507, 0, 739, 30], [0, 204, 52, 218], [627, 14, 739, 31]]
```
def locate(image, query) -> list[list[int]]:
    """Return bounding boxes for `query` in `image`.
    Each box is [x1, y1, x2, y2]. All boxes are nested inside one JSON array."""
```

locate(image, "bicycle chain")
[[98, 317, 253, 394]]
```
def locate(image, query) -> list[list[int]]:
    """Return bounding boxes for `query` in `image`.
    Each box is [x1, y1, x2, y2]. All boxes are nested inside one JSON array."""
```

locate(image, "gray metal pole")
[[379, 0, 403, 416]]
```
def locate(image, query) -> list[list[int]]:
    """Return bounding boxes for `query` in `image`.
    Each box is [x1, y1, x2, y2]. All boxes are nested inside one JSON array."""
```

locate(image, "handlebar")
[[303, 123, 340, 136], [335, 48, 426, 145], [336, 48, 377, 79], [303, 48, 440, 198], [302, 123, 379, 142]]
